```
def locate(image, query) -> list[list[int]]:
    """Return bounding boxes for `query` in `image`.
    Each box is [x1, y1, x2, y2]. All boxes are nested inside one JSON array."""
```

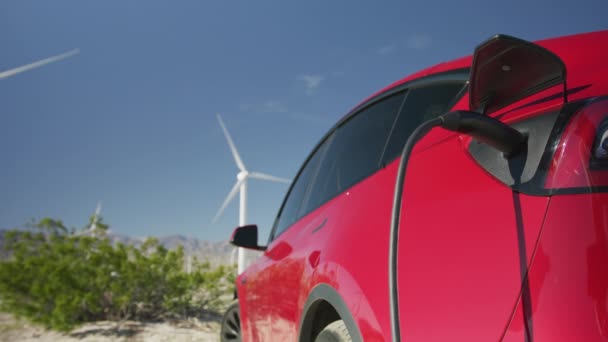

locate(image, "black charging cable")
[[388, 111, 526, 342], [389, 117, 443, 342]]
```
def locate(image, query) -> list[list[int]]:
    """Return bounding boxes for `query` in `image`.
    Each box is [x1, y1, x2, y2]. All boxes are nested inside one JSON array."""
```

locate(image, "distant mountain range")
[[0, 230, 236, 266], [111, 233, 237, 266]]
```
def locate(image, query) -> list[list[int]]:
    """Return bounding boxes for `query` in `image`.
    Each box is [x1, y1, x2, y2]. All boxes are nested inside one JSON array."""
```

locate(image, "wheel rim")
[[222, 307, 241, 342]]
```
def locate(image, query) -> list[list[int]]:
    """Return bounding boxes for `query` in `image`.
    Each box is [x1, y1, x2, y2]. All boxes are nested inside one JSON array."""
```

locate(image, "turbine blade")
[[249, 172, 291, 184], [0, 49, 80, 80], [213, 179, 244, 223], [94, 201, 102, 217], [217, 114, 247, 171]]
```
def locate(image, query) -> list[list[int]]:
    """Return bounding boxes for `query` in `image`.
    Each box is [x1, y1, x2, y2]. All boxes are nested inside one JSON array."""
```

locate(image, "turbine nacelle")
[[237, 171, 249, 181]]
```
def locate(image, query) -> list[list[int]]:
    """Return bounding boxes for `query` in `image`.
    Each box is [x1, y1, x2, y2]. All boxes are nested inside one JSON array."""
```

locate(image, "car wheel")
[[220, 301, 241, 342], [314, 320, 352, 342]]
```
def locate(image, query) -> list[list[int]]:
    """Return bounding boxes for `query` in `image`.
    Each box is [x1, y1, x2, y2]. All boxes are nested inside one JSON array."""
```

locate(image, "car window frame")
[[379, 79, 470, 167], [268, 133, 334, 242], [306, 90, 409, 207], [268, 68, 470, 243]]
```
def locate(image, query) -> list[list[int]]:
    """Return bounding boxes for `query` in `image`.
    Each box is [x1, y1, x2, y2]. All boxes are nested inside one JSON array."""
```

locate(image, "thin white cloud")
[[0, 49, 80, 80], [297, 74, 324, 95], [407, 34, 432, 51], [239, 100, 287, 113], [378, 44, 397, 55], [261, 100, 287, 113]]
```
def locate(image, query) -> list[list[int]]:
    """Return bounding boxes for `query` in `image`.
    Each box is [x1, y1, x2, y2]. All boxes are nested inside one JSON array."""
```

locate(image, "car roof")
[[348, 29, 608, 119]]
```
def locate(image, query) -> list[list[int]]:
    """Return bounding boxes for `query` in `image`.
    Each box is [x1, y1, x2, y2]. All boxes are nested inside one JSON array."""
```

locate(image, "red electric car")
[[223, 30, 608, 341]]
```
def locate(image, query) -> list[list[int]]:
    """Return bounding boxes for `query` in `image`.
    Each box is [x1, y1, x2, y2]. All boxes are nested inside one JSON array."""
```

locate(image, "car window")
[[299, 91, 407, 215], [272, 80, 466, 239], [272, 137, 330, 238], [381, 82, 466, 165]]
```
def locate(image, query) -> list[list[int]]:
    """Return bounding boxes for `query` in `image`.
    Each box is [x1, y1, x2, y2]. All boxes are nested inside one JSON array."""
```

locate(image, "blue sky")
[[1, 0, 606, 242]]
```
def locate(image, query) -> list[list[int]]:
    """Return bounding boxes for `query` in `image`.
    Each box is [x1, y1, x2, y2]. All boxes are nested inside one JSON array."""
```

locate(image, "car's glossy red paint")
[[233, 30, 608, 341], [503, 193, 608, 341]]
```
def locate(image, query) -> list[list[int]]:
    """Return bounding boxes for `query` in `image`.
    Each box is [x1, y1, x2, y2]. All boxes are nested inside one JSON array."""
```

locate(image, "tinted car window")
[[275, 82, 465, 235], [272, 138, 329, 237], [381, 83, 466, 164], [299, 92, 406, 215]]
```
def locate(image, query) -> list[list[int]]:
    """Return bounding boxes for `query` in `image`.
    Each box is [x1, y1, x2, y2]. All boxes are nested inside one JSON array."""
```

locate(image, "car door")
[[394, 93, 551, 340], [252, 90, 411, 340]]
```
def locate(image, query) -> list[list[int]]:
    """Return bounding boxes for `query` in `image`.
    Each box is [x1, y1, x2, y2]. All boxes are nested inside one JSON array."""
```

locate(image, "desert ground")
[[0, 312, 221, 342]]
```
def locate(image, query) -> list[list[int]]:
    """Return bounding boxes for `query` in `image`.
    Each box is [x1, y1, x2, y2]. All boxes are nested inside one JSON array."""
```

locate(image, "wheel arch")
[[298, 284, 363, 342]]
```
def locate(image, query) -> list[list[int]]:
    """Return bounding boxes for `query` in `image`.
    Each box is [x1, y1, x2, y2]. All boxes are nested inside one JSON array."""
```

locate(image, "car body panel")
[[396, 132, 549, 340], [503, 194, 608, 341], [242, 160, 399, 341], [234, 30, 608, 341]]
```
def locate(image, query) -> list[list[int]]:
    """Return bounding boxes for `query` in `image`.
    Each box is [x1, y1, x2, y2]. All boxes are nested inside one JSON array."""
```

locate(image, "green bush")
[[0, 217, 235, 332]]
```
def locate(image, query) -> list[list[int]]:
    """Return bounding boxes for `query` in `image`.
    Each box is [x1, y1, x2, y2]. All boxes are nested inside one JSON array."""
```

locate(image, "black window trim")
[[297, 133, 337, 220], [379, 79, 470, 168], [268, 68, 471, 242], [313, 90, 409, 203], [340, 68, 470, 129], [268, 133, 334, 242]]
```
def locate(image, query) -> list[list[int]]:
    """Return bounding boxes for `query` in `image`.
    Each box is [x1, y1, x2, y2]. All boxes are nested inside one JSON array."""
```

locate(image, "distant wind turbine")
[[0, 49, 80, 80], [213, 114, 290, 274], [73, 201, 102, 236], [89, 201, 102, 233]]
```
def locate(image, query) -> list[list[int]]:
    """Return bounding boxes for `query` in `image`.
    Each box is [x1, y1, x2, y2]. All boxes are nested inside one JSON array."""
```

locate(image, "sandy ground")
[[0, 313, 221, 342]]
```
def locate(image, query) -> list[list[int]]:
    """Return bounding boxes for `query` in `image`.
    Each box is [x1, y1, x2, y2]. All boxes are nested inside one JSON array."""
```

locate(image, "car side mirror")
[[230, 225, 267, 251]]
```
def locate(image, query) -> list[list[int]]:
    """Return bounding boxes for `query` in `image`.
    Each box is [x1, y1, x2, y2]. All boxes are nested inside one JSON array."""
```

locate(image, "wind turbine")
[[73, 201, 102, 236], [0, 49, 80, 80], [213, 114, 290, 274], [89, 201, 103, 233]]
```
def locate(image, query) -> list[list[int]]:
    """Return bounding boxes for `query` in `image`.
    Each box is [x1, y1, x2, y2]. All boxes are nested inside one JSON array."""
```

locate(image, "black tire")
[[315, 320, 352, 342], [220, 301, 241, 342]]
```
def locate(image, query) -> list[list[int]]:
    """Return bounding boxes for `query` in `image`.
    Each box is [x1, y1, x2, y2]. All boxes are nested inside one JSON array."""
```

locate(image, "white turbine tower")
[[213, 114, 290, 274], [0, 49, 80, 80]]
